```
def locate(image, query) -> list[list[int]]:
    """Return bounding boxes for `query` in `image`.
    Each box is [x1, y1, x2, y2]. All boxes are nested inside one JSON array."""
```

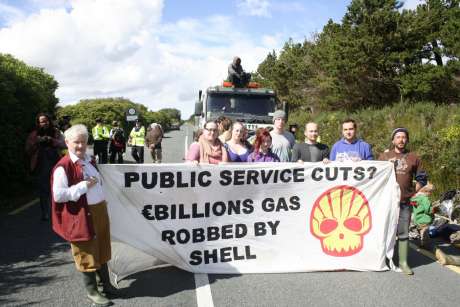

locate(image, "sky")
[[0, 0, 422, 118]]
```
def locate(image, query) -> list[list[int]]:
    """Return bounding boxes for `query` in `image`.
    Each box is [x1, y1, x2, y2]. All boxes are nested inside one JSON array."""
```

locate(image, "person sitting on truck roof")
[[228, 56, 251, 88], [186, 120, 229, 164]]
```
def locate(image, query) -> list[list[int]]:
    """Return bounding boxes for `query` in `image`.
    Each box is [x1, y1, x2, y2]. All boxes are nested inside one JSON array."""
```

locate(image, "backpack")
[[112, 128, 125, 147]]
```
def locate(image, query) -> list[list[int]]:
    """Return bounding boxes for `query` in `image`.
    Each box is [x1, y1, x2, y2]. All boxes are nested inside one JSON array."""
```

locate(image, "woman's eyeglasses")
[[205, 128, 218, 132]]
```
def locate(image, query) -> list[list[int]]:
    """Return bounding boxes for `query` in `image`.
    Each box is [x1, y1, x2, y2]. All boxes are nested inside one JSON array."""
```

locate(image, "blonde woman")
[[224, 122, 251, 162]]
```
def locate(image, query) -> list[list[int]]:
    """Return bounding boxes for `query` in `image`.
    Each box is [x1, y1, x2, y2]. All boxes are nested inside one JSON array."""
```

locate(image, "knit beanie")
[[272, 110, 286, 122], [391, 127, 409, 141]]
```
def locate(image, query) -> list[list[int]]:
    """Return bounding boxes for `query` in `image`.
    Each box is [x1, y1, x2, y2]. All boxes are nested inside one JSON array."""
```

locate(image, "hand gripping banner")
[[100, 161, 400, 274]]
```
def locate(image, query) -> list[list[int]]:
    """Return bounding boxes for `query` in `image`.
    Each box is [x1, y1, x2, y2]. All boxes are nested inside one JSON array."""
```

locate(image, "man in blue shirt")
[[330, 119, 373, 161]]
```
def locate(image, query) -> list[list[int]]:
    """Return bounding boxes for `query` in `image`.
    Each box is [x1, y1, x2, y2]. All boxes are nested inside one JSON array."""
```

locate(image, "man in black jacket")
[[292, 122, 329, 163], [228, 56, 251, 87]]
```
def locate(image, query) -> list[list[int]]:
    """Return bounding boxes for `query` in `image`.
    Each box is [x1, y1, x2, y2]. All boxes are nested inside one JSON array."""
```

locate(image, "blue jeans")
[[397, 202, 412, 240]]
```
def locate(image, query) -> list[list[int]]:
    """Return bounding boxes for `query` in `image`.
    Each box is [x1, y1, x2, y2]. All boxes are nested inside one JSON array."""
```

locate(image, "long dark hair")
[[35, 113, 56, 136]]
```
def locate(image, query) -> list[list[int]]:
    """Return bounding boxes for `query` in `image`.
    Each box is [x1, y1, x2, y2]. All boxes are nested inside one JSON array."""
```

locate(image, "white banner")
[[100, 161, 400, 274]]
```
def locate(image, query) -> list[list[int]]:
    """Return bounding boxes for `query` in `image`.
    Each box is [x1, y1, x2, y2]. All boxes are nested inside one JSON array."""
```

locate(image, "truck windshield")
[[207, 94, 276, 116]]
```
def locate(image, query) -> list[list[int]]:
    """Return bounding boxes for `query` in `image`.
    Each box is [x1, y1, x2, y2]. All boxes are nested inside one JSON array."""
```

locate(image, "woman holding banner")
[[224, 122, 251, 162], [186, 120, 229, 164], [247, 128, 280, 162], [51, 124, 116, 307]]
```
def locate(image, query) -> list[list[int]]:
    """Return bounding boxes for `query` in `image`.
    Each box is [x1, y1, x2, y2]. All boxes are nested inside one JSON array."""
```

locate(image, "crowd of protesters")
[[185, 110, 428, 277], [24, 109, 429, 306], [185, 111, 375, 164]]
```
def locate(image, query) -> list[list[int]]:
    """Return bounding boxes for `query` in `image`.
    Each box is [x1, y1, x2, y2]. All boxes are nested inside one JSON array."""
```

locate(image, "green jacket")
[[411, 194, 433, 225]]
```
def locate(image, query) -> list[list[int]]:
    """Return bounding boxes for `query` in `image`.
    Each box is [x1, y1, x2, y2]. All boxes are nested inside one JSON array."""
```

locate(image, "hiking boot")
[[98, 263, 118, 297], [398, 240, 414, 275], [82, 271, 112, 306]]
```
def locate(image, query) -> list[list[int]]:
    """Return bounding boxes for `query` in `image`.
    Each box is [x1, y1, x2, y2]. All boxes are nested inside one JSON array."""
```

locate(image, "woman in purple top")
[[224, 122, 251, 162], [247, 128, 280, 162]]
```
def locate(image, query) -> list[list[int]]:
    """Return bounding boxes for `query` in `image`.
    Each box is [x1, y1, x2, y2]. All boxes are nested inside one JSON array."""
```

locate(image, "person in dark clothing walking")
[[145, 123, 163, 163], [109, 121, 126, 164], [25, 113, 65, 221]]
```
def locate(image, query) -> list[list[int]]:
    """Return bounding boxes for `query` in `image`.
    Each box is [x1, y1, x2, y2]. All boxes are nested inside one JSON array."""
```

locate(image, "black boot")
[[39, 195, 50, 221], [82, 271, 111, 306], [97, 263, 118, 297]]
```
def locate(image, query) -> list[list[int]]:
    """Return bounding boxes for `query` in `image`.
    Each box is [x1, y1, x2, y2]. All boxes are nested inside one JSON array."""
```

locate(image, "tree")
[[399, 0, 460, 102], [0, 53, 59, 205], [57, 98, 176, 135], [255, 0, 459, 111], [255, 40, 316, 111], [158, 108, 182, 122]]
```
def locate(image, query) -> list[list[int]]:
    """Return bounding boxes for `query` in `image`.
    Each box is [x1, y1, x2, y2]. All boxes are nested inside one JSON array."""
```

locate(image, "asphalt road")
[[1, 124, 459, 307]]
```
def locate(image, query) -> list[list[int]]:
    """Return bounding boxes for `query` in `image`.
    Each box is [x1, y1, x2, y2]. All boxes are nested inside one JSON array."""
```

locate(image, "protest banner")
[[101, 161, 400, 274]]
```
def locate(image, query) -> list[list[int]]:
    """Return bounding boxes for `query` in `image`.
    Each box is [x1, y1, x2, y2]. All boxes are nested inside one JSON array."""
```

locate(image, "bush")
[[0, 54, 59, 209]]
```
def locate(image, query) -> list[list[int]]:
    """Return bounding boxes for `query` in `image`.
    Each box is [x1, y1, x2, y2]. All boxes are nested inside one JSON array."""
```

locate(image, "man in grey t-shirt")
[[270, 110, 295, 162], [292, 122, 329, 162]]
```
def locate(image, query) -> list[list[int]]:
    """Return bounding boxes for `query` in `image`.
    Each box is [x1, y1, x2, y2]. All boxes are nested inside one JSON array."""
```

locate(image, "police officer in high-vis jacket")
[[129, 119, 145, 163], [92, 118, 110, 164]]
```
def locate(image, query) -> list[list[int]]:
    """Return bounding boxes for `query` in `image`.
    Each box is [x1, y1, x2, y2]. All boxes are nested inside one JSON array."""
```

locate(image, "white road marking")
[[8, 198, 39, 215], [194, 273, 214, 307]]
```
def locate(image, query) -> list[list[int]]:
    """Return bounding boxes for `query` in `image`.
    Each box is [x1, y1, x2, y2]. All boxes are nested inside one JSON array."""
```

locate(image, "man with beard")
[[379, 127, 427, 275], [26, 113, 65, 221]]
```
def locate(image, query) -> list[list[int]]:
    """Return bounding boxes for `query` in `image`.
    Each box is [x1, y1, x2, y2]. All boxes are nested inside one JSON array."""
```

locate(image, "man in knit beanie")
[[378, 127, 427, 275], [269, 110, 295, 162]]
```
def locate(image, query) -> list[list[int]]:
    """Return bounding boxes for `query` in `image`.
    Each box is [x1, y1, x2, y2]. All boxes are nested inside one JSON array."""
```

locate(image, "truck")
[[193, 81, 286, 138]]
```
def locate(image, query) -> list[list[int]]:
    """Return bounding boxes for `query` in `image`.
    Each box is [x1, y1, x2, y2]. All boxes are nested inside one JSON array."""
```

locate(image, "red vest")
[[50, 154, 95, 242]]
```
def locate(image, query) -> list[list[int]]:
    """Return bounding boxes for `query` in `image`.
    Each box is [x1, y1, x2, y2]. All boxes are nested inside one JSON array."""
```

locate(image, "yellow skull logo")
[[310, 185, 372, 257]]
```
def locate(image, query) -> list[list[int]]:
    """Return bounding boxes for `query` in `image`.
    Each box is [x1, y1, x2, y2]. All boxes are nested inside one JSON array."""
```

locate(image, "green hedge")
[[0, 54, 59, 209], [288, 102, 460, 197], [56, 98, 173, 135]]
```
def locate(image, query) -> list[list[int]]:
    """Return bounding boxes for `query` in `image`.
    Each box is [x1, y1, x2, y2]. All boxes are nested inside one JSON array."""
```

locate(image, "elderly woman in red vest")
[[51, 124, 116, 307]]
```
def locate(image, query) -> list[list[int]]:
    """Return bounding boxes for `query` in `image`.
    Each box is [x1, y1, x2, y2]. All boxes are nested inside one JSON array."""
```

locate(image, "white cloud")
[[237, 0, 271, 17], [0, 0, 280, 117]]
